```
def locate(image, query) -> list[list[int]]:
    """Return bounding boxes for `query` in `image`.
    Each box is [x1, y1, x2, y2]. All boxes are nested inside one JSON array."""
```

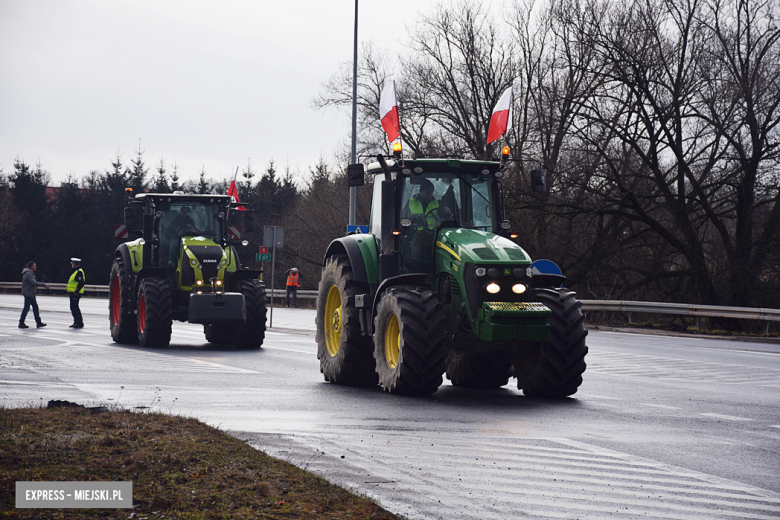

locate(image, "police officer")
[[67, 258, 85, 328]]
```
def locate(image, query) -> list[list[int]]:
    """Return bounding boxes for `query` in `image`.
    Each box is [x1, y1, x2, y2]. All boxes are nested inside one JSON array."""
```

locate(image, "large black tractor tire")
[[230, 279, 267, 350], [315, 255, 377, 386], [109, 256, 138, 344], [204, 324, 232, 344], [137, 278, 173, 348], [514, 288, 588, 397], [446, 346, 513, 389], [373, 286, 447, 395]]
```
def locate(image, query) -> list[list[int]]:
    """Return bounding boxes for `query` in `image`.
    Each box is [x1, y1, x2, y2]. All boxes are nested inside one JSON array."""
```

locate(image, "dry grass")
[[0, 407, 402, 520]]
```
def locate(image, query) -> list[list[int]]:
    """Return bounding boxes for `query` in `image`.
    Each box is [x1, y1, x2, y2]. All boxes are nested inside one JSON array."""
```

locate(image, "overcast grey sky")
[[0, 0, 434, 186]]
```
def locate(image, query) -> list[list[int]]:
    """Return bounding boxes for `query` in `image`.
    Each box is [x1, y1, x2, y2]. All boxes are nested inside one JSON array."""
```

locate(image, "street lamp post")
[[349, 0, 358, 227]]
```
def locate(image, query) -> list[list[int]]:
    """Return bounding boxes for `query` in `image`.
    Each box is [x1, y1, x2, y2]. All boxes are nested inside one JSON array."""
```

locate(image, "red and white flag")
[[379, 80, 400, 142], [486, 86, 513, 145], [226, 166, 246, 211]]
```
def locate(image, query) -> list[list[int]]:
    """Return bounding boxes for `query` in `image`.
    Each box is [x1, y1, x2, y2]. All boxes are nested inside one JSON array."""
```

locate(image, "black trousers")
[[20, 295, 41, 324], [69, 293, 83, 325], [286, 286, 298, 308]]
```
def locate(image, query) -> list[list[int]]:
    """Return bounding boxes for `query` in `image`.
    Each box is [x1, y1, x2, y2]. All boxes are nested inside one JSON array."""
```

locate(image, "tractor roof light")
[[392, 142, 403, 156], [392, 229, 402, 236], [502, 146, 511, 157], [400, 218, 412, 228], [510, 233, 519, 239], [486, 282, 501, 294], [512, 283, 527, 294]]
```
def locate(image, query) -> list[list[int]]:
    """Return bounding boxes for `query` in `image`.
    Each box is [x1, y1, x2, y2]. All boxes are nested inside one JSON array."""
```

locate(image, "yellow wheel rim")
[[384, 313, 401, 369], [324, 285, 342, 357]]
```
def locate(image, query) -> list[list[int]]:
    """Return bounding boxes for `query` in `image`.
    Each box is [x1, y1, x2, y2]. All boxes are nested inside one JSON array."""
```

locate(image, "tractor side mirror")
[[245, 209, 256, 233], [124, 207, 135, 230], [531, 169, 546, 192], [347, 163, 365, 187]]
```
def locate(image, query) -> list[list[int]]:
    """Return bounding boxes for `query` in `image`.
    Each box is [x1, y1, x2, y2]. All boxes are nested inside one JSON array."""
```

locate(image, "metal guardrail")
[[2, 282, 777, 329]]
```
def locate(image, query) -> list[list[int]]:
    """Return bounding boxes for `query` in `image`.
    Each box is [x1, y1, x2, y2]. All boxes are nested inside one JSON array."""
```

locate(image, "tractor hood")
[[437, 228, 531, 265]]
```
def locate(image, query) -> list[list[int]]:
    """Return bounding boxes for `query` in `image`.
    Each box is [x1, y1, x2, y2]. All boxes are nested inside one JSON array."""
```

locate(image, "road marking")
[[641, 403, 680, 410], [700, 413, 753, 421], [263, 346, 315, 355], [0, 379, 72, 387], [581, 394, 620, 400], [251, 432, 780, 520], [600, 331, 704, 341]]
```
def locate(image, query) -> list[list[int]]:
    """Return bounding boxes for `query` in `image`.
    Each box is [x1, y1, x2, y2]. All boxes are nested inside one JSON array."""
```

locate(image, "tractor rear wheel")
[[204, 324, 231, 344], [373, 286, 447, 395], [230, 279, 267, 350], [513, 288, 588, 397], [316, 255, 376, 386], [109, 256, 137, 344], [446, 347, 512, 388], [137, 278, 173, 348]]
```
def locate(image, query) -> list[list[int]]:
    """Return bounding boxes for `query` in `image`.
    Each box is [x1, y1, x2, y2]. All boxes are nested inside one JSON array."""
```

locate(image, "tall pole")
[[349, 0, 358, 227], [270, 229, 276, 328]]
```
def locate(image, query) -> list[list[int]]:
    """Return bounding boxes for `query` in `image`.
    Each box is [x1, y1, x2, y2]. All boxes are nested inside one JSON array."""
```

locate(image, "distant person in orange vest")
[[284, 267, 301, 308]]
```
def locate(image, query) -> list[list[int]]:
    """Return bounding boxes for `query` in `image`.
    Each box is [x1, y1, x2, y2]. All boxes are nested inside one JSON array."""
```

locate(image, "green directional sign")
[[256, 253, 271, 261]]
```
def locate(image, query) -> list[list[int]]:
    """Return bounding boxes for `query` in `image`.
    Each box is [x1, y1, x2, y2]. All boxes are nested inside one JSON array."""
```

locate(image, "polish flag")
[[379, 80, 400, 142], [226, 166, 246, 211], [486, 86, 513, 145]]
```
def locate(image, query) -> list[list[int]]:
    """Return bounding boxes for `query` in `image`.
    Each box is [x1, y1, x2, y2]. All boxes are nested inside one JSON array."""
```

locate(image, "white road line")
[[699, 413, 753, 421], [641, 403, 681, 409], [263, 346, 315, 355]]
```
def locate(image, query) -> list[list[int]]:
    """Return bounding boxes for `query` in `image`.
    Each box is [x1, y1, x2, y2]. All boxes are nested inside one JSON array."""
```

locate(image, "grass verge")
[[0, 406, 402, 520]]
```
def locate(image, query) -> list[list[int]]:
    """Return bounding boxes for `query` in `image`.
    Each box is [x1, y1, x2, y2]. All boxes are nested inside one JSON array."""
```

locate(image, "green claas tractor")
[[110, 192, 267, 349], [315, 155, 587, 396]]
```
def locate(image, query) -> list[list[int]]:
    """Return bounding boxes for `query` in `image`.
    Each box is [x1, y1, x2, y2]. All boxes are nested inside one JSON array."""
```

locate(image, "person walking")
[[19, 261, 49, 328], [66, 258, 85, 328], [284, 267, 301, 308]]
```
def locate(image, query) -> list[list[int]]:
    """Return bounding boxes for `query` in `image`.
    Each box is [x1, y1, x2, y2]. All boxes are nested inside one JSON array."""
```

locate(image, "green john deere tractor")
[[315, 155, 587, 396], [110, 192, 267, 349]]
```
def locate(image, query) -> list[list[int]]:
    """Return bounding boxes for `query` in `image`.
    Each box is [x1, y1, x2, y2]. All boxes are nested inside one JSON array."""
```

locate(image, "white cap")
[[70, 258, 81, 263]]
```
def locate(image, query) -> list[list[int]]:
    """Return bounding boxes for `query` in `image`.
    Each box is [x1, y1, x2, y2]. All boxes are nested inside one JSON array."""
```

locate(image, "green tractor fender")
[[323, 235, 380, 286]]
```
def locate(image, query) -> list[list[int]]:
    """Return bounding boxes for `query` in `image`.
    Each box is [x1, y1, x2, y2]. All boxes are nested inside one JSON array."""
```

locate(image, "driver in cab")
[[168, 206, 202, 265], [405, 179, 453, 230]]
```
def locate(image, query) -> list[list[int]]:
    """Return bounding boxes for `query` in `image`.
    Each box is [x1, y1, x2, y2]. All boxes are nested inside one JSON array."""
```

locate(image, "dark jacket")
[[21, 268, 46, 298]]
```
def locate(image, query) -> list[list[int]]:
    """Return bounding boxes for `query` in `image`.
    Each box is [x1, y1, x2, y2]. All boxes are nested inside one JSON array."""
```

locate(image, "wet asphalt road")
[[1, 294, 779, 519]]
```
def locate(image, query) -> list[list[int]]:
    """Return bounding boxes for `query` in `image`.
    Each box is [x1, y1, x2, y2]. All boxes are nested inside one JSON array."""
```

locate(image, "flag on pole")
[[486, 86, 513, 145], [379, 80, 400, 142], [226, 166, 246, 212]]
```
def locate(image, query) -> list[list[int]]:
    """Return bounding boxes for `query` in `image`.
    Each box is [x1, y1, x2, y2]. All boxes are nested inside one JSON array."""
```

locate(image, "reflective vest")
[[286, 271, 300, 287], [409, 197, 439, 230], [67, 268, 85, 294]]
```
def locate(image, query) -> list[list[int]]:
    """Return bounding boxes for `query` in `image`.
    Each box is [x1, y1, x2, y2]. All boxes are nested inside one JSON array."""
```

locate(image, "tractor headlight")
[[486, 282, 501, 294], [191, 259, 197, 266], [216, 280, 222, 286], [475, 267, 486, 277], [196, 280, 203, 286], [512, 284, 527, 294], [221, 259, 227, 266]]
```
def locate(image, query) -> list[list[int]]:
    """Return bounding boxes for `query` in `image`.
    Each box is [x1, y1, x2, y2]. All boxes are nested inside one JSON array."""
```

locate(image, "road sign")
[[256, 253, 271, 262], [263, 226, 284, 249], [259, 246, 268, 254], [347, 225, 368, 234]]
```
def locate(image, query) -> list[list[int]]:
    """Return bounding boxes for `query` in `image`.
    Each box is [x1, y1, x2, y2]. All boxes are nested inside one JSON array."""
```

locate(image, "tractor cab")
[[367, 159, 504, 278]]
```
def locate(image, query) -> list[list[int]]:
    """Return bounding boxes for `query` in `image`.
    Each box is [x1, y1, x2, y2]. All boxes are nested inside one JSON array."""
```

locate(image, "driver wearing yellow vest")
[[67, 257, 85, 328], [407, 179, 452, 230]]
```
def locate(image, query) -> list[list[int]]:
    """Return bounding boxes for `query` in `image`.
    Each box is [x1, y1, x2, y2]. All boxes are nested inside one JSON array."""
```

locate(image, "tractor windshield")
[[155, 201, 223, 266], [400, 172, 493, 231]]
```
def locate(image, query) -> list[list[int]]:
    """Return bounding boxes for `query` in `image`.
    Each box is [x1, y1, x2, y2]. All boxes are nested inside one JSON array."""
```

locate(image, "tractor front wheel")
[[109, 256, 137, 344], [230, 279, 267, 350], [137, 278, 173, 348], [373, 286, 447, 395], [513, 288, 588, 397], [315, 255, 376, 386]]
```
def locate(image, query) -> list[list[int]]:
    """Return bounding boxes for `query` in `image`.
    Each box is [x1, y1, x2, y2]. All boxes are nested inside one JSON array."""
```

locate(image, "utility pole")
[[349, 0, 358, 227]]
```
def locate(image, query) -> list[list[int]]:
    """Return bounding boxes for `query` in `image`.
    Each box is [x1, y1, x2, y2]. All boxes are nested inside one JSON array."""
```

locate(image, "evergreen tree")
[[126, 141, 148, 193], [197, 166, 211, 194], [152, 157, 171, 193], [170, 161, 181, 192]]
